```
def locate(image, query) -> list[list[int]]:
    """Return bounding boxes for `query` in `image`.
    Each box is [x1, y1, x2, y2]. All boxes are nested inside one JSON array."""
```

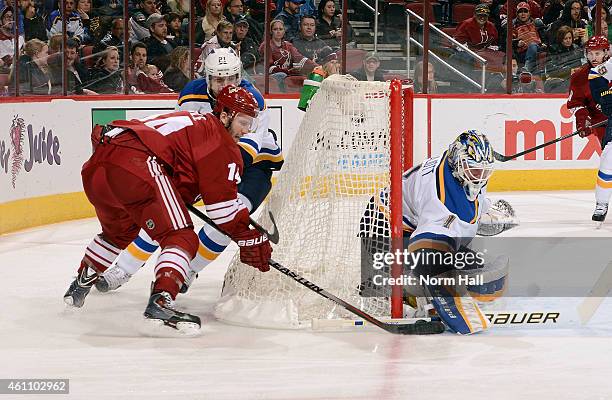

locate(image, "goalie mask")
[[204, 48, 242, 99], [447, 130, 494, 201]]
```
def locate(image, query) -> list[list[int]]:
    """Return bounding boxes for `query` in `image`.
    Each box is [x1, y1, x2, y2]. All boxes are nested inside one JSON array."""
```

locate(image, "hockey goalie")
[[361, 130, 518, 334]]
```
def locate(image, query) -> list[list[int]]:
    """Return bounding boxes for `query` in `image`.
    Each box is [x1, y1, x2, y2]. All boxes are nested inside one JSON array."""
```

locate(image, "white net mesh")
[[215, 75, 400, 329]]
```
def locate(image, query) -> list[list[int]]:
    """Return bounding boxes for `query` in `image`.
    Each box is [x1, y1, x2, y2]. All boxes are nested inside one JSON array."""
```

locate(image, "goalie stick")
[[493, 119, 607, 162], [186, 203, 445, 335]]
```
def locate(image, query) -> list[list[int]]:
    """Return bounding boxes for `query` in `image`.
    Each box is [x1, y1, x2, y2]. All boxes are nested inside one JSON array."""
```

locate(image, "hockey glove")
[[233, 229, 272, 272], [576, 113, 592, 137]]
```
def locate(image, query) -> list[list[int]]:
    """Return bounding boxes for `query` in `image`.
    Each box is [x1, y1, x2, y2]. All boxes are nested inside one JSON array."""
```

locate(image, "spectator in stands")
[[291, 14, 326, 60], [454, 5, 499, 52], [316, 0, 353, 49], [542, 0, 564, 25], [313, 45, 338, 75], [49, 37, 92, 94], [414, 60, 439, 93], [201, 19, 234, 59], [90, 0, 122, 17], [133, 63, 173, 92], [512, 2, 547, 73], [76, 0, 92, 42], [245, 0, 275, 24], [260, 19, 315, 91], [274, 0, 301, 41], [22, 0, 46, 41], [0, 6, 23, 71], [233, 15, 259, 69], [452, 4, 504, 74], [143, 12, 176, 71], [547, 0, 588, 46], [545, 25, 583, 91], [47, 33, 62, 54], [85, 45, 122, 93], [129, 0, 159, 42], [224, 0, 262, 43], [10, 38, 51, 94], [500, 0, 542, 26], [166, 0, 189, 19], [165, 12, 185, 45], [47, 0, 87, 43], [351, 51, 384, 81], [127, 40, 146, 86], [587, 5, 612, 41], [196, 0, 224, 44], [94, 17, 125, 61], [163, 45, 189, 91]]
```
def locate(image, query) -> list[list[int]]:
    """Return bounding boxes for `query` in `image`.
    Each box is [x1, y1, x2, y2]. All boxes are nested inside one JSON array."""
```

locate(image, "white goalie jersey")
[[375, 152, 491, 252]]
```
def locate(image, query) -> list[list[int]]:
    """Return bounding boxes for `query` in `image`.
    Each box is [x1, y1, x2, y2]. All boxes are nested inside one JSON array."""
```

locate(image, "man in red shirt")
[[569, 35, 610, 222], [64, 86, 272, 335], [454, 4, 499, 52], [512, 2, 546, 73]]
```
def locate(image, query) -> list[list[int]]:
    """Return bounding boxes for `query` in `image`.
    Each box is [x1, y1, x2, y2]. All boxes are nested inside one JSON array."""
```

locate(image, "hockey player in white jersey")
[[65, 50, 283, 307], [363, 130, 516, 334]]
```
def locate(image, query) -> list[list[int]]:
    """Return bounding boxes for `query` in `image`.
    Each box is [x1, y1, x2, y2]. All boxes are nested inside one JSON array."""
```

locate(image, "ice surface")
[[2, 191, 612, 399]]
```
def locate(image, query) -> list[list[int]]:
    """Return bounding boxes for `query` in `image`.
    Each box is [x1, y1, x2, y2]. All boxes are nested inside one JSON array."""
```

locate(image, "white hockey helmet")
[[447, 130, 495, 201], [204, 47, 242, 97]]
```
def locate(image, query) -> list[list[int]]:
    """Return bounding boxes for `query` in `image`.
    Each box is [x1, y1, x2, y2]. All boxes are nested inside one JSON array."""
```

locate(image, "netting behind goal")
[[215, 75, 411, 329]]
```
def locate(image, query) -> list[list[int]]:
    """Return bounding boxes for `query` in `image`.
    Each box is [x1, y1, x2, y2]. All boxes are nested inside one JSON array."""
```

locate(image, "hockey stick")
[[493, 119, 608, 162], [186, 203, 445, 335]]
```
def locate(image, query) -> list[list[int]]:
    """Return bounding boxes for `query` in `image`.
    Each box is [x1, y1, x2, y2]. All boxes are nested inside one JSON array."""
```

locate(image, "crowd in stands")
[[2, 0, 611, 95], [442, 0, 612, 93], [0, 0, 364, 95]]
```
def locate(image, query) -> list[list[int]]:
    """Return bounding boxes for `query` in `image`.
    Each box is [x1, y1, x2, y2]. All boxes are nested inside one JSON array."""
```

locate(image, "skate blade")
[[140, 317, 202, 338], [596, 221, 604, 230]]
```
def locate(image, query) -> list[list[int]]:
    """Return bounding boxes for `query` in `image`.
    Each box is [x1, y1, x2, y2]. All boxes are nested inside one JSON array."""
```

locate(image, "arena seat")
[[405, 2, 438, 22], [452, 3, 475, 24], [81, 45, 96, 68]]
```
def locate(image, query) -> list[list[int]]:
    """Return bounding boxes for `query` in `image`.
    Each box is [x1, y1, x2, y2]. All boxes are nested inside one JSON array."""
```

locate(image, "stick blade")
[[493, 151, 510, 162], [387, 320, 446, 335]]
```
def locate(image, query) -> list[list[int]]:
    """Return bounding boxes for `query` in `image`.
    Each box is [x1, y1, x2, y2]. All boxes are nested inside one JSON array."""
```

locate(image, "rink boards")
[[0, 94, 601, 233]]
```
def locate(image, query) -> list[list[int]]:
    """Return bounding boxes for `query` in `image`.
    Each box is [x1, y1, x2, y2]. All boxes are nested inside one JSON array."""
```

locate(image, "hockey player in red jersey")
[[63, 85, 272, 334], [568, 35, 610, 222], [568, 36, 608, 144]]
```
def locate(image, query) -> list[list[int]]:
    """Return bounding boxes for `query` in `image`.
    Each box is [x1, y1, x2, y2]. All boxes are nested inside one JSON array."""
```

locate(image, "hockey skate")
[[63, 265, 98, 308], [95, 265, 132, 293], [592, 202, 608, 228], [143, 291, 201, 335]]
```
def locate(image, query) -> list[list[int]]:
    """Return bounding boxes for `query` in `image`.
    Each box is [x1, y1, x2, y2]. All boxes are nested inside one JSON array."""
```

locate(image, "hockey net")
[[215, 75, 412, 329]]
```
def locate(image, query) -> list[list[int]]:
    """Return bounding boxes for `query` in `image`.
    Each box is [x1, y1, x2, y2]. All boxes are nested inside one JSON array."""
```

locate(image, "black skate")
[[593, 202, 608, 228], [63, 266, 98, 308], [143, 291, 201, 335]]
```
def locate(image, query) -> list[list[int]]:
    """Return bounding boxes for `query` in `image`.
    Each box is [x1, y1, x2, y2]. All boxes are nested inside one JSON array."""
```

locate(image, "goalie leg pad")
[[425, 279, 490, 335]]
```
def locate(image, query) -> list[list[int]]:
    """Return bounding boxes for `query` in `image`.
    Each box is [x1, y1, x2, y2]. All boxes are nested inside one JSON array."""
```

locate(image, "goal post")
[[215, 75, 414, 329]]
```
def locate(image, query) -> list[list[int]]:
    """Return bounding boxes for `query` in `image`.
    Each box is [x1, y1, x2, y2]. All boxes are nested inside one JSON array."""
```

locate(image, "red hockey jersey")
[[107, 111, 250, 235], [568, 63, 607, 141]]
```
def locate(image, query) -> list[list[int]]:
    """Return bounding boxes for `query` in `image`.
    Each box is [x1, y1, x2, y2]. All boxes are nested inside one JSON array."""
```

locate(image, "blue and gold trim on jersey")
[[238, 138, 260, 160], [407, 232, 456, 253], [435, 152, 479, 224], [178, 93, 210, 105], [256, 147, 284, 163]]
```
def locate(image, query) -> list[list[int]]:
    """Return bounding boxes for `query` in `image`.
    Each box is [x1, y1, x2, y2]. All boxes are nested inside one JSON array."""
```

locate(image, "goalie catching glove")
[[232, 228, 272, 272], [477, 199, 519, 236]]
